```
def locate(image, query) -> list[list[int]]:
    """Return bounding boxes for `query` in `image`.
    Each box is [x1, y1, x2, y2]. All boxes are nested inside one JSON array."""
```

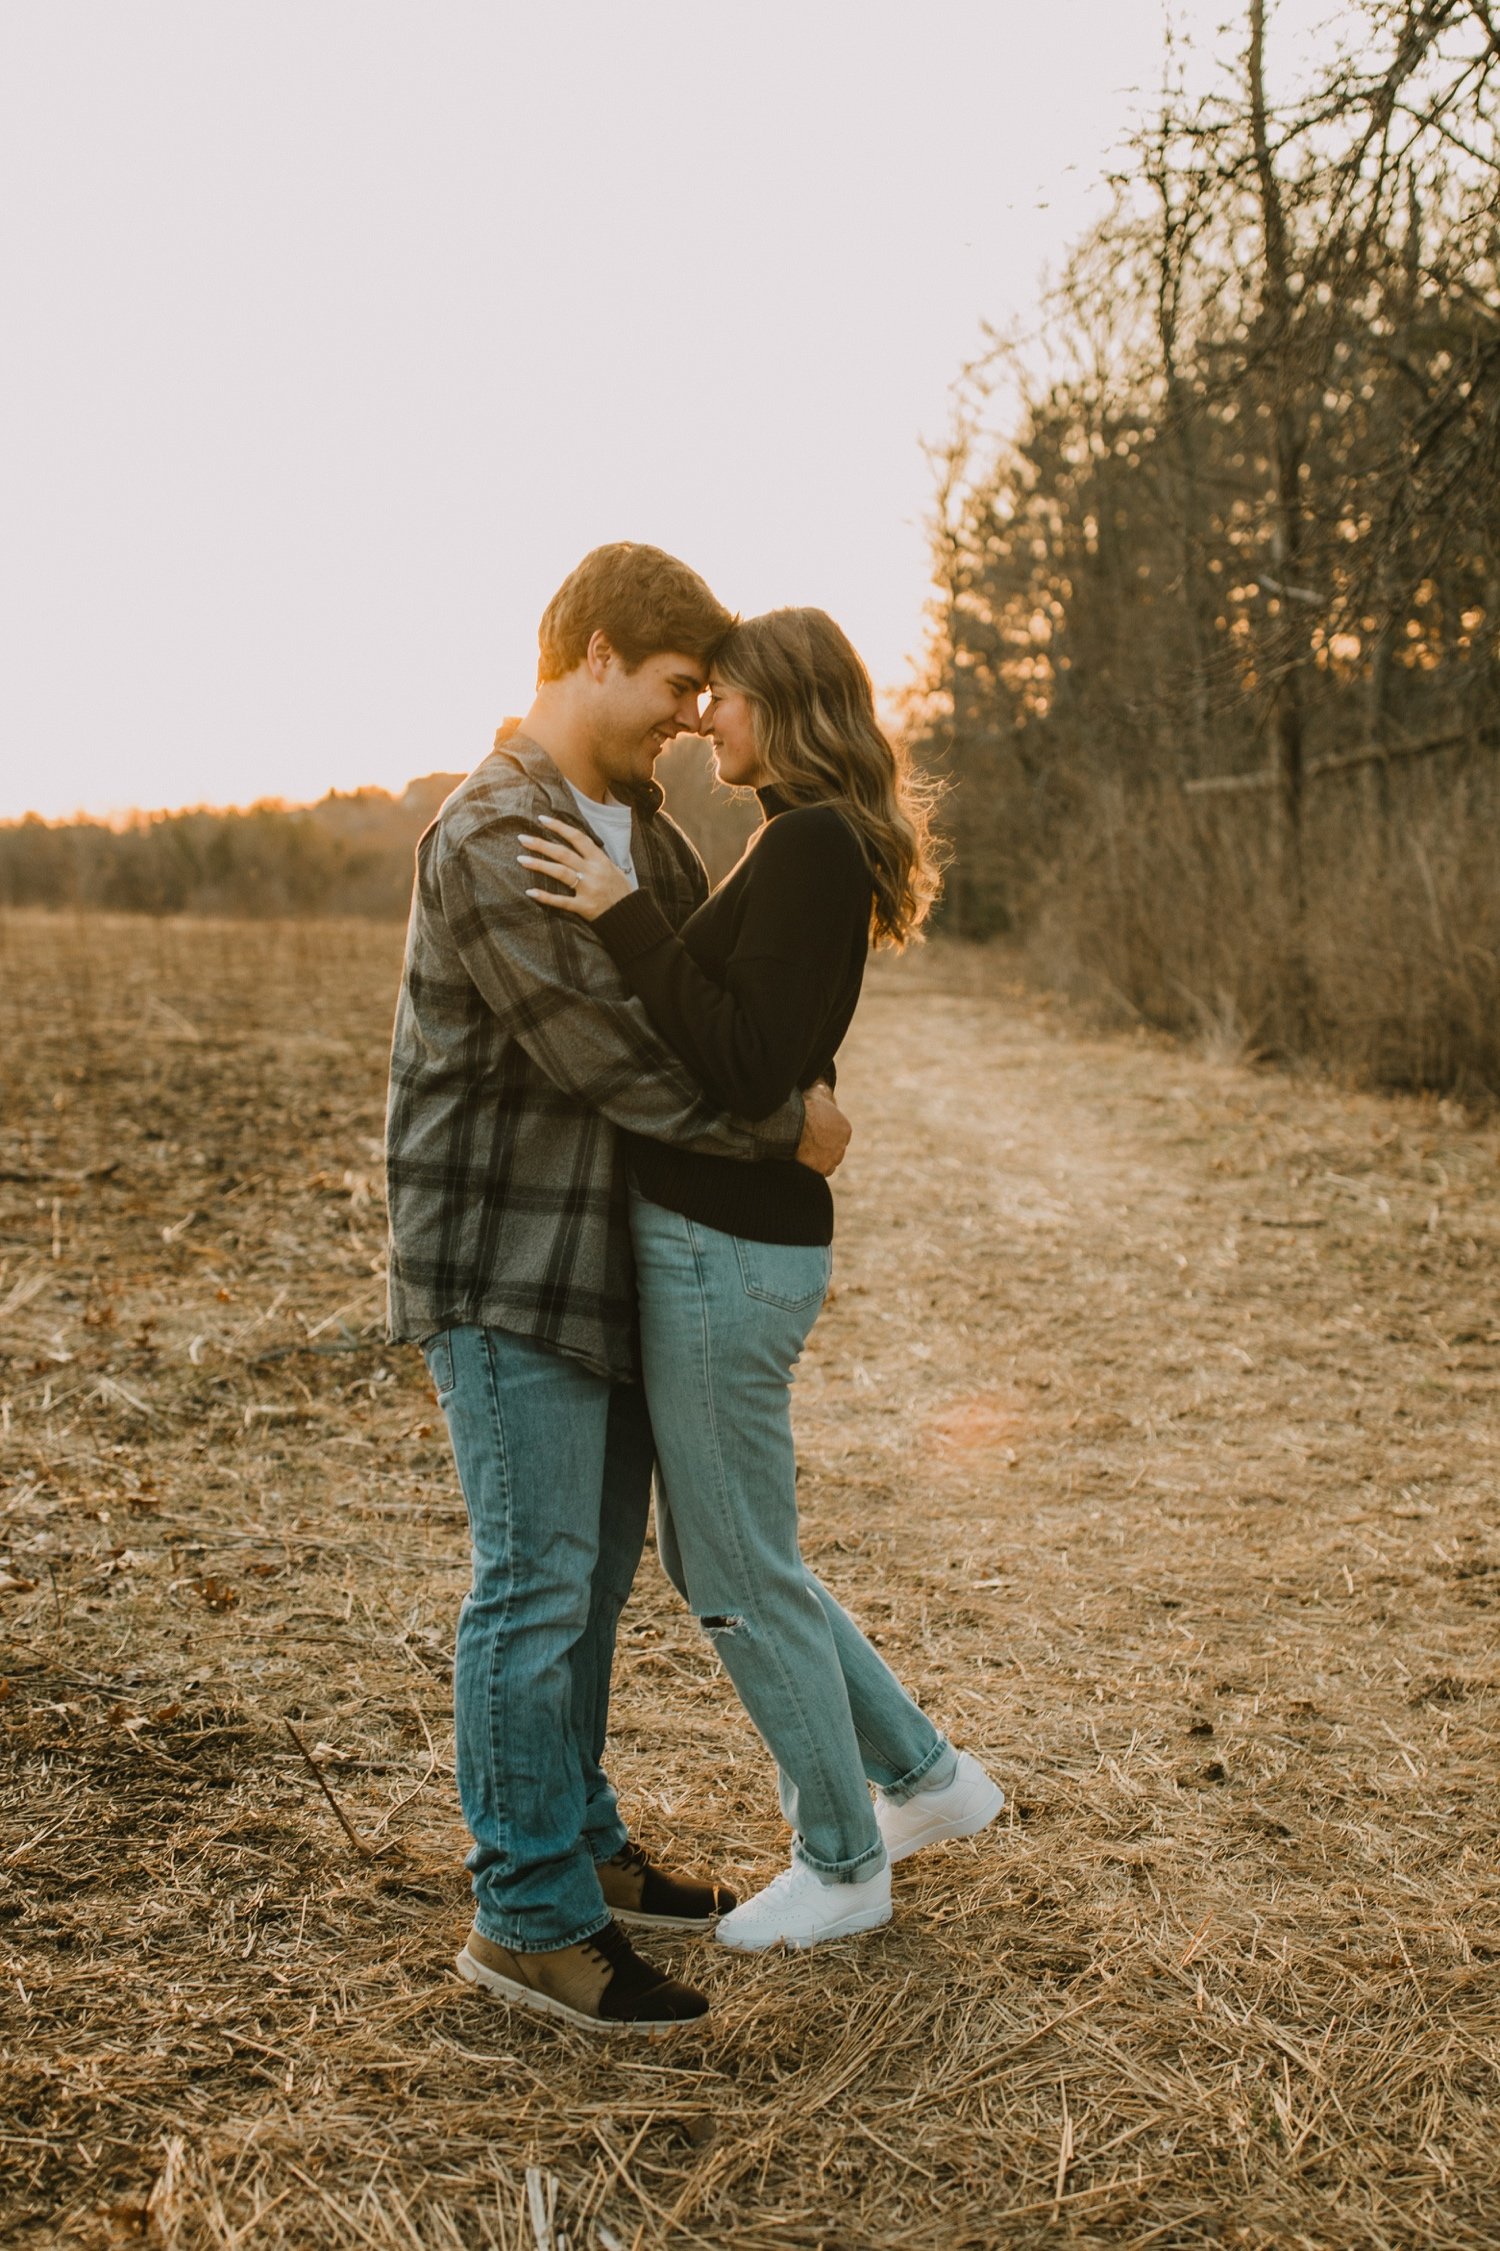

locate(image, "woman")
[[518, 608, 1004, 1950]]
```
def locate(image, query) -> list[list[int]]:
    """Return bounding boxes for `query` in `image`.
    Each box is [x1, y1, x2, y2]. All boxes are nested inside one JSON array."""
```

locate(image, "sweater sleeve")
[[592, 808, 870, 1120], [439, 815, 805, 1163]]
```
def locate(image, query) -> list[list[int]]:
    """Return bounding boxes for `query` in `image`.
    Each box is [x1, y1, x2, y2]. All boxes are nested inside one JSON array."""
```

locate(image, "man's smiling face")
[[591, 643, 708, 793]]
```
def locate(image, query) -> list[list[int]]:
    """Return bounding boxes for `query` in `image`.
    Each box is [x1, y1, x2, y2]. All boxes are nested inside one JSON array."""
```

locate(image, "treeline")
[[913, 0, 1500, 1097], [0, 777, 462, 919], [0, 740, 757, 918]]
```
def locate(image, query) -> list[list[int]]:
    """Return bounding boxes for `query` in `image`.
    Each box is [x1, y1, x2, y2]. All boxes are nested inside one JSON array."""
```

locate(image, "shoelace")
[[751, 1865, 811, 1905], [582, 1918, 643, 1976]]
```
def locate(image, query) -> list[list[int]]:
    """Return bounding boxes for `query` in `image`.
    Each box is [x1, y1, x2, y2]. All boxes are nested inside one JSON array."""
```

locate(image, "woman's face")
[[700, 680, 765, 788]]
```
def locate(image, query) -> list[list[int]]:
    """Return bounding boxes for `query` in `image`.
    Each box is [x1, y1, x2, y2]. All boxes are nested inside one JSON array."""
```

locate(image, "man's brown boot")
[[597, 1840, 737, 1933], [455, 1918, 709, 2033]]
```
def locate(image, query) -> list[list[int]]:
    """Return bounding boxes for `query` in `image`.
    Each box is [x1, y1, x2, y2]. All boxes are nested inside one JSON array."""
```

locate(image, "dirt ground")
[[2, 910, 1497, 2251]]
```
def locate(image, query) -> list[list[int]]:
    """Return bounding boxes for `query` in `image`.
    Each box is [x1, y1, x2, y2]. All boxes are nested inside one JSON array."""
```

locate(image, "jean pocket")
[[420, 1328, 455, 1401], [732, 1237, 833, 1311]]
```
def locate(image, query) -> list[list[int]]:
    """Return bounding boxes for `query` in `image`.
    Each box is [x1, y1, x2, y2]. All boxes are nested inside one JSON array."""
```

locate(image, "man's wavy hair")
[[712, 607, 946, 949], [536, 543, 734, 685]]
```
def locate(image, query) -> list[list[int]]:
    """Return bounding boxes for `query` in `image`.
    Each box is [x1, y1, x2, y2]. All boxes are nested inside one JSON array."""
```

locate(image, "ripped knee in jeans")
[[699, 1613, 745, 1636]]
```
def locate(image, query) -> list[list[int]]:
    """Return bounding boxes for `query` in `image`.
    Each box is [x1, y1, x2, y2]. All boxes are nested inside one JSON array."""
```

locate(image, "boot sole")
[[714, 1900, 892, 1954], [455, 1947, 705, 2034], [882, 1781, 1006, 1865], [611, 1906, 722, 1934]]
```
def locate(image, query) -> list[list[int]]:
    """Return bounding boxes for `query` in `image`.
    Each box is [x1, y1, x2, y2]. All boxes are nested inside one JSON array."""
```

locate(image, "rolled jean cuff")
[[878, 1734, 957, 1806], [588, 1823, 630, 1866], [793, 1833, 889, 1882], [472, 1904, 613, 1956]]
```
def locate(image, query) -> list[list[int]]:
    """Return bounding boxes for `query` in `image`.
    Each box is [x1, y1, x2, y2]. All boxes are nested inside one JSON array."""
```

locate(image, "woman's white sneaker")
[[713, 1858, 892, 1952], [874, 1751, 1005, 1864]]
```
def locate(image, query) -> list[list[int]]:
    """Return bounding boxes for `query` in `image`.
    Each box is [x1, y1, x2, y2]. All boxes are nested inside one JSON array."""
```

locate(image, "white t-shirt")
[[566, 783, 639, 891]]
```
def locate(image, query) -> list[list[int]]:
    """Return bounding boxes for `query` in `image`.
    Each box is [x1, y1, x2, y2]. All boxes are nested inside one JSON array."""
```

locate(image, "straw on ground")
[[1, 911, 1496, 2249]]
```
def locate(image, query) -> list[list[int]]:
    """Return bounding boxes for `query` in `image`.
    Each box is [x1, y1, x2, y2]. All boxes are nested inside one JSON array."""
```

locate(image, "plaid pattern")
[[385, 731, 803, 1381]]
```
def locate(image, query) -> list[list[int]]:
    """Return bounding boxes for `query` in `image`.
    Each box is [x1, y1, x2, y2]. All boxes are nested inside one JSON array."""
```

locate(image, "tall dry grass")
[[1025, 760, 1500, 1102]]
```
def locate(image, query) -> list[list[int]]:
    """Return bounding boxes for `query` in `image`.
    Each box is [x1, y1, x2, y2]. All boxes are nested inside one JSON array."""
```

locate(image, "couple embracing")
[[385, 543, 1003, 2034]]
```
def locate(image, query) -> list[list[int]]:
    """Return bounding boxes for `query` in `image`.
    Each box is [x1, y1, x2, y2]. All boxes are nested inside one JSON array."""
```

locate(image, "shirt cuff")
[[594, 890, 675, 964], [760, 1086, 806, 1162]]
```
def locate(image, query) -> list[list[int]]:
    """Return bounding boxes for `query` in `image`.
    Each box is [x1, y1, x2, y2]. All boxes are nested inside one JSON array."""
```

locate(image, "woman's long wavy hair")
[[711, 608, 945, 947]]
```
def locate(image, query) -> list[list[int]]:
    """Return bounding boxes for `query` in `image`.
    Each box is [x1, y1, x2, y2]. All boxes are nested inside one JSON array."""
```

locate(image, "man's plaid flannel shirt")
[[385, 731, 804, 1382]]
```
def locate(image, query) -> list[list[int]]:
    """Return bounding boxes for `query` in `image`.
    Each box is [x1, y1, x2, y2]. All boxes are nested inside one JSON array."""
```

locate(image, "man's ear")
[[585, 630, 616, 684]]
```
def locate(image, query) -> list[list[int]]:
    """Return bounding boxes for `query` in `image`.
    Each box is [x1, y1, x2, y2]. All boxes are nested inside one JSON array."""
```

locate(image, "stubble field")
[[1, 909, 1497, 2250]]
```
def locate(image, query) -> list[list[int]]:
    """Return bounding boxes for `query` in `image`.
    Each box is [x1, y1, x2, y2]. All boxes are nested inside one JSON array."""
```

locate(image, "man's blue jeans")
[[422, 1323, 653, 1952], [630, 1191, 955, 1881]]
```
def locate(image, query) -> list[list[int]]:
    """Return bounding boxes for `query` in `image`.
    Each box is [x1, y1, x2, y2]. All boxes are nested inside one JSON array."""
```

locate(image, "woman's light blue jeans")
[[422, 1323, 653, 1953], [630, 1189, 955, 1881]]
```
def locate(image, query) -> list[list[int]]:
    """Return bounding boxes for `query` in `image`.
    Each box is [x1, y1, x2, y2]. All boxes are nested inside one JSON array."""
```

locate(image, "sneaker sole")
[[713, 1900, 892, 1954], [455, 1946, 704, 2035], [883, 1781, 1006, 1865]]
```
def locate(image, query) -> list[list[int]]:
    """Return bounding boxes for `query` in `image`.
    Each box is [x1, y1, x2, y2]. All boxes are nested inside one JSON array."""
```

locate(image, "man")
[[385, 543, 850, 2033]]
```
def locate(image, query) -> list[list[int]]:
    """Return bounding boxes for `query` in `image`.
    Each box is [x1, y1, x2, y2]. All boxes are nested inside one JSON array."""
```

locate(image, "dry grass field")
[[2, 910, 1497, 2251]]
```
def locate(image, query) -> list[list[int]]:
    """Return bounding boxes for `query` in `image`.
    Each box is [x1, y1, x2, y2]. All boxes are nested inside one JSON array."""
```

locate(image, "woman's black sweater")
[[593, 789, 872, 1245]]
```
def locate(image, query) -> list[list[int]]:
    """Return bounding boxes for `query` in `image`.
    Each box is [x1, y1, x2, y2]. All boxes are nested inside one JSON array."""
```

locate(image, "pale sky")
[[0, 2, 1340, 821]]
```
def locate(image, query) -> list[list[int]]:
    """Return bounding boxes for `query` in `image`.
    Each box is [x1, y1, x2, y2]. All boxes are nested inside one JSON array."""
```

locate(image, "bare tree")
[[910, 0, 1500, 1091]]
